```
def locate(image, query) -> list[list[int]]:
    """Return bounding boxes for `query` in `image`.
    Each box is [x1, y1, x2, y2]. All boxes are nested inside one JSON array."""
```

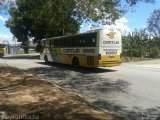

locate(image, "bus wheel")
[[44, 55, 48, 63], [72, 57, 79, 67]]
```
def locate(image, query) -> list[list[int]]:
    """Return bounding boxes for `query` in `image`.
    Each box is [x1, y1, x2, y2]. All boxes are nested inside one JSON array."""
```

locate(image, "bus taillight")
[[98, 54, 101, 60]]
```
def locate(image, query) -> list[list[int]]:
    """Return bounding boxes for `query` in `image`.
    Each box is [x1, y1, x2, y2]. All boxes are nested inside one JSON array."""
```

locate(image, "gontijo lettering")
[[62, 48, 95, 54], [103, 41, 119, 44], [63, 49, 80, 53]]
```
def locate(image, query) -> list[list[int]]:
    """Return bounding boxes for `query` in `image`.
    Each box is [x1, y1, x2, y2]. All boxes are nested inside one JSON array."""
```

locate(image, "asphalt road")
[[1, 55, 160, 120]]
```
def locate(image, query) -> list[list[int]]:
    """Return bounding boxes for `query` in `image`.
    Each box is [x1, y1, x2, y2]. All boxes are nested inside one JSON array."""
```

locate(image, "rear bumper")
[[98, 61, 121, 67]]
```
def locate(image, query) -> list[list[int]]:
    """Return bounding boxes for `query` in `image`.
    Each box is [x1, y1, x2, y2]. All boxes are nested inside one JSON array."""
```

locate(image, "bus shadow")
[[3, 55, 39, 60], [35, 62, 117, 74]]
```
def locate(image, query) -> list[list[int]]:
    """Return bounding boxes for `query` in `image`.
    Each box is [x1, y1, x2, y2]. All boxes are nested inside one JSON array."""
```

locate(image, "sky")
[[0, 0, 160, 44], [80, 0, 160, 33]]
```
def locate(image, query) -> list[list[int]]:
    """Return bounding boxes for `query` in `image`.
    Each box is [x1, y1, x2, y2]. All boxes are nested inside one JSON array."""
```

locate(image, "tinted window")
[[51, 40, 54, 47], [45, 40, 50, 48], [43, 32, 97, 48], [41, 40, 45, 47], [65, 37, 72, 47]]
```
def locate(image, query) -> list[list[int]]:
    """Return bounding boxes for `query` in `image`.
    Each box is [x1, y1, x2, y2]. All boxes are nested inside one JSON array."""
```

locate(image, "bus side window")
[[79, 39, 83, 47], [45, 41, 49, 47], [57, 39, 60, 47], [65, 37, 72, 47], [91, 38, 96, 47], [86, 33, 96, 47], [49, 40, 51, 48], [65, 38, 68, 47], [63, 38, 66, 48], [47, 40, 51, 48], [54, 40, 57, 47], [61, 38, 65, 47], [83, 35, 86, 47], [79, 35, 86, 47], [69, 38, 73, 47], [92, 33, 97, 47], [92, 38, 95, 43], [51, 40, 54, 47], [43, 41, 45, 47], [57, 38, 63, 47], [72, 36, 79, 47], [83, 39, 86, 46], [42, 41, 46, 47]]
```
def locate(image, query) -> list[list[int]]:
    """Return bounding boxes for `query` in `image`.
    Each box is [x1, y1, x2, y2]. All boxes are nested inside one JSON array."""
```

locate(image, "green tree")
[[6, 0, 80, 53], [122, 36, 131, 61], [0, 0, 15, 13], [5, 0, 155, 53], [147, 9, 160, 37], [147, 9, 160, 57], [134, 29, 149, 60], [123, 29, 150, 61], [74, 0, 155, 24]]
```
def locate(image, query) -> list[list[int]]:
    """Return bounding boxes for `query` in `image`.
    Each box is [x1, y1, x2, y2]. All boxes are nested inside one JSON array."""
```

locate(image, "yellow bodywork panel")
[[43, 48, 121, 67]]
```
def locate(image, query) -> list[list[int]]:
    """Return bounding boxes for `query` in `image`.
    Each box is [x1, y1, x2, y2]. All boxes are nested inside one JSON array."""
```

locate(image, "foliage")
[[0, 0, 15, 14], [7, 0, 80, 39], [74, 0, 155, 24], [122, 28, 160, 61], [5, 0, 155, 52], [125, 0, 155, 6], [6, 0, 80, 52], [74, 0, 121, 24], [146, 9, 160, 58], [147, 9, 160, 38]]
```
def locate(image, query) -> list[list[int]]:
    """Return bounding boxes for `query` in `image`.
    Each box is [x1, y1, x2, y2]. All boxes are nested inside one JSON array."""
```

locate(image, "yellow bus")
[[0, 44, 6, 58], [40, 29, 122, 67]]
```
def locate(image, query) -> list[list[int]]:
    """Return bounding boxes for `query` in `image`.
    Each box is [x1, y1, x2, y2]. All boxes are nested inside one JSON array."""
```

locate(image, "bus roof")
[[41, 28, 120, 41], [41, 29, 103, 41]]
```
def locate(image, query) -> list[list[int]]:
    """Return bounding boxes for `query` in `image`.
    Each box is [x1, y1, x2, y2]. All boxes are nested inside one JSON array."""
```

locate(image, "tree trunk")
[[140, 53, 144, 61], [130, 49, 133, 61]]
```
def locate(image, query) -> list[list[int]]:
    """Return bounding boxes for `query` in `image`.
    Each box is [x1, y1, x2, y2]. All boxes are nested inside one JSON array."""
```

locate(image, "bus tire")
[[44, 55, 48, 63], [72, 57, 79, 67]]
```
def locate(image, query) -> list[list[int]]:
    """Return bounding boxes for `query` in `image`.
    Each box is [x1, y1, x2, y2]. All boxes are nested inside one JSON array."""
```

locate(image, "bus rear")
[[98, 29, 122, 67]]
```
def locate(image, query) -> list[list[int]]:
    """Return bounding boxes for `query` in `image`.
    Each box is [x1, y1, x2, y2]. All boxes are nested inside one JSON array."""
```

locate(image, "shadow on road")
[[22, 61, 160, 120], [3, 55, 40, 60], [24, 62, 128, 96], [93, 100, 160, 120], [35, 62, 117, 74], [24, 61, 134, 118], [92, 100, 141, 120]]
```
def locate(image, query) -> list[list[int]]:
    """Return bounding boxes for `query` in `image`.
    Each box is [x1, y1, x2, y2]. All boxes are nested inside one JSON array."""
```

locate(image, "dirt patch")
[[0, 64, 125, 120]]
